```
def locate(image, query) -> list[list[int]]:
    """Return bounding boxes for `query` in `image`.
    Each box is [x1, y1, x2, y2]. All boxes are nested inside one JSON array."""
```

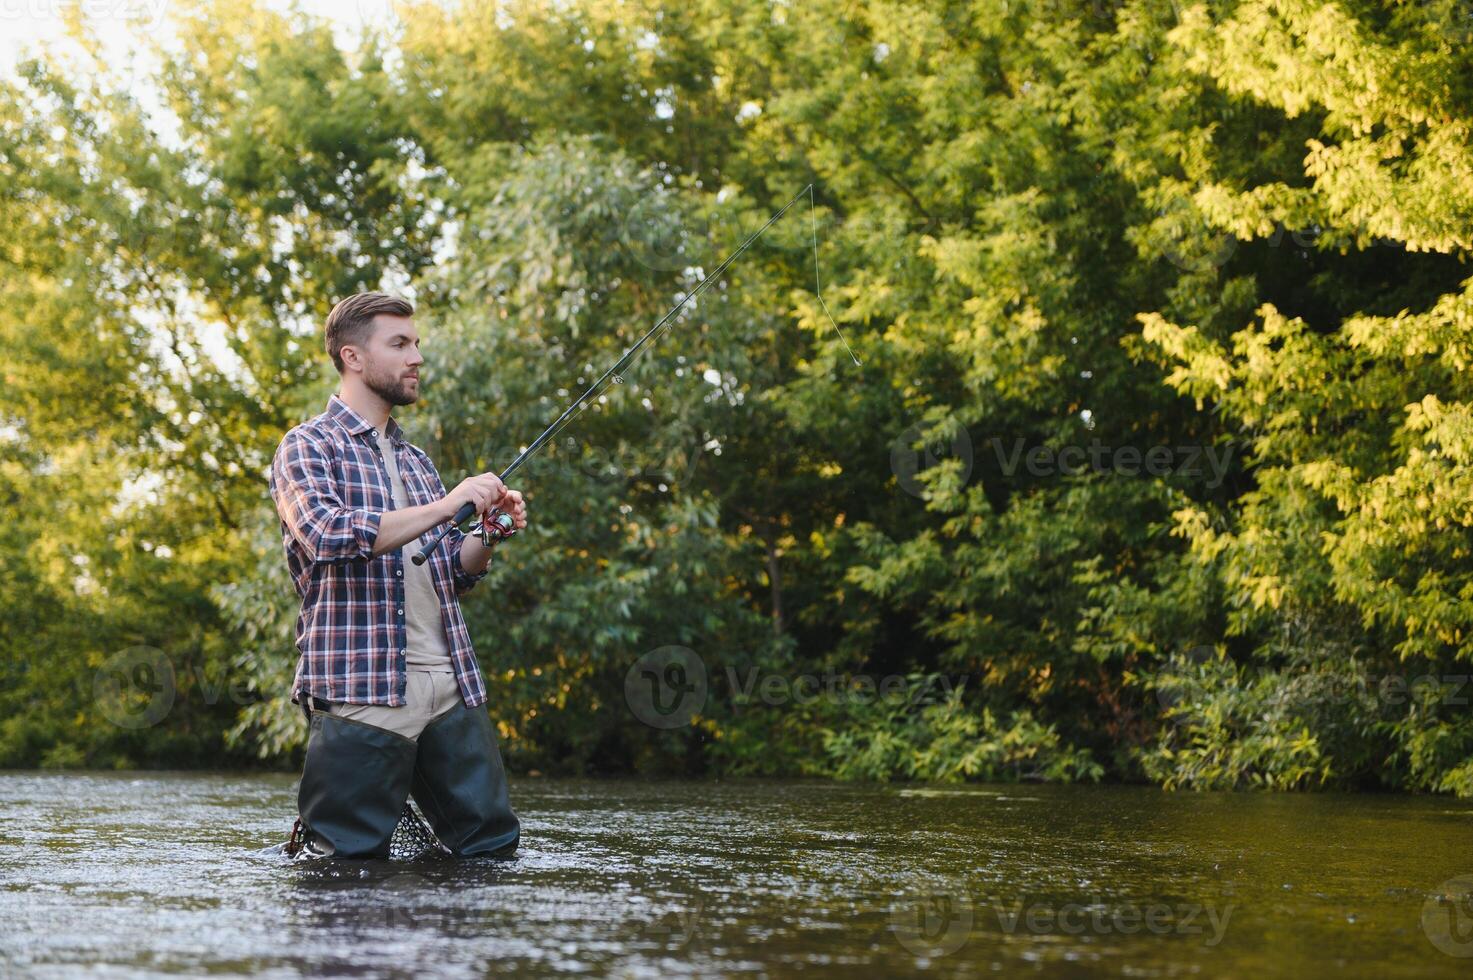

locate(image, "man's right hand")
[[445, 473, 507, 521]]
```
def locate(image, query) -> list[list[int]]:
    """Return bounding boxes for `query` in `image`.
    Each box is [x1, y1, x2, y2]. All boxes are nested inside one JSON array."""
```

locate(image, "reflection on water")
[[2, 772, 1472, 977]]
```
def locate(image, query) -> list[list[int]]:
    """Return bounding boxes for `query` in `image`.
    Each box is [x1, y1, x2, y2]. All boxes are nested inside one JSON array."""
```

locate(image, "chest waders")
[[288, 697, 519, 860]]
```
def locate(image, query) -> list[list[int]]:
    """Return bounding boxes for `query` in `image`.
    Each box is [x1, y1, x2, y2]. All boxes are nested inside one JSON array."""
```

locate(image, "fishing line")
[[413, 182, 858, 566]]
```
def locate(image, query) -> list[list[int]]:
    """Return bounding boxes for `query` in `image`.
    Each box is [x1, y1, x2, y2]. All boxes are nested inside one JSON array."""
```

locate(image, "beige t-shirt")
[[376, 430, 453, 671]]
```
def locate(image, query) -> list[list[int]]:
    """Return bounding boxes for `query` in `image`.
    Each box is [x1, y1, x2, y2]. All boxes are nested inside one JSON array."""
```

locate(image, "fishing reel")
[[470, 507, 517, 547]]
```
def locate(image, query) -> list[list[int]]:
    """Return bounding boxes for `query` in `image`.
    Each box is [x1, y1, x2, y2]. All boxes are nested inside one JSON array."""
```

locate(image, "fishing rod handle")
[[411, 500, 476, 566]]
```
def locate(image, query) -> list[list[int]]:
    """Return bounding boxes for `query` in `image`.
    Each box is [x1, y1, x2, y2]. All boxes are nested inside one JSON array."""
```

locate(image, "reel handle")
[[477, 507, 517, 544]]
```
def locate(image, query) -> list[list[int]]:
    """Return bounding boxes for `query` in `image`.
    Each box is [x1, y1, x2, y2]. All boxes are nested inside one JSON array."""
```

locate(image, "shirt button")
[[397, 608, 404, 616], [395, 570, 402, 577]]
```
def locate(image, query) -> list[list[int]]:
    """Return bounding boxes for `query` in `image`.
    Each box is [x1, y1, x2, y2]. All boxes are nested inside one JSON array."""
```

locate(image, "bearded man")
[[269, 291, 525, 859]]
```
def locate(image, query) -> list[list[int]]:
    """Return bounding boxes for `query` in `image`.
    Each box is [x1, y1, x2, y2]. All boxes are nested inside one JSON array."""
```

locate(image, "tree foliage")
[[5, 0, 1472, 792]]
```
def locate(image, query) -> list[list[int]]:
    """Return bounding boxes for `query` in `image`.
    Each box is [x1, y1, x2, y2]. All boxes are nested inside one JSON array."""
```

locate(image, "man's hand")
[[498, 489, 528, 532], [445, 473, 506, 521], [458, 486, 528, 577]]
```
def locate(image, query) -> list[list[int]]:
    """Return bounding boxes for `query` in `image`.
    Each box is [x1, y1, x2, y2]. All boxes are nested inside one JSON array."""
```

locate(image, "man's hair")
[[325, 292, 415, 374]]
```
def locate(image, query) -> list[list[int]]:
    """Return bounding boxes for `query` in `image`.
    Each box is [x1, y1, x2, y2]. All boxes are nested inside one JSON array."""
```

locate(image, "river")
[[2, 772, 1471, 977]]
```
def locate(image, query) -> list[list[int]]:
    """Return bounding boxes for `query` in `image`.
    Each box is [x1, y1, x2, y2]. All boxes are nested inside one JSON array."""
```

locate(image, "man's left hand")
[[498, 489, 528, 534]]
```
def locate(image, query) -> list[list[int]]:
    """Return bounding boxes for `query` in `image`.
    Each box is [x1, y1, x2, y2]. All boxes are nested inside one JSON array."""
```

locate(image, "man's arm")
[[272, 430, 505, 566], [370, 499, 458, 558], [270, 430, 384, 565], [459, 533, 495, 578]]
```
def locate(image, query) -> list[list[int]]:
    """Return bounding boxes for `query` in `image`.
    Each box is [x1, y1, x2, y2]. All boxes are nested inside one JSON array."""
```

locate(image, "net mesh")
[[284, 801, 450, 861], [389, 802, 451, 861]]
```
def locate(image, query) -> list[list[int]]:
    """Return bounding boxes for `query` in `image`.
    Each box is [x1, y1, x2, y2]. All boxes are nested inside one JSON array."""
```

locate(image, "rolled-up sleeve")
[[449, 525, 490, 595], [421, 461, 490, 595], [270, 429, 382, 564]]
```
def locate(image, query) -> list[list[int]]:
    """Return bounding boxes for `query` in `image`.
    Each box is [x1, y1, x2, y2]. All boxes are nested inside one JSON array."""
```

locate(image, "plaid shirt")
[[269, 393, 490, 708]]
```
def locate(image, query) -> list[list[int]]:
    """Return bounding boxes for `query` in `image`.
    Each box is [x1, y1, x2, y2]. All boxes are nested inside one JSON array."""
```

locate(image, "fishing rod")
[[412, 183, 859, 567]]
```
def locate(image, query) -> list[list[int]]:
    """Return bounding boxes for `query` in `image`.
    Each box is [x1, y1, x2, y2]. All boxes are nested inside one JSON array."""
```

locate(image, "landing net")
[[283, 802, 451, 861]]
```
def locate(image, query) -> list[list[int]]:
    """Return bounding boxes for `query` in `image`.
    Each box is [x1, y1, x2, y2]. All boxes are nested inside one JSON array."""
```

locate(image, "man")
[[269, 291, 527, 860]]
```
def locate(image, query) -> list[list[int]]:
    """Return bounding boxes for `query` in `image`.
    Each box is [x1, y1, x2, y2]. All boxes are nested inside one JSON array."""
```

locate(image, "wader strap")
[[300, 695, 333, 724]]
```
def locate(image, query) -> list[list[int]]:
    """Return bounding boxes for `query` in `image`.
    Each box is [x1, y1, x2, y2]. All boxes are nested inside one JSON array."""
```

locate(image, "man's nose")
[[407, 348, 424, 366]]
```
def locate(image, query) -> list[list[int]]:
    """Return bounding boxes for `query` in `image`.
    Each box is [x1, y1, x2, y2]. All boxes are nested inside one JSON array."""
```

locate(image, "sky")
[[0, 0, 745, 421], [0, 1, 416, 390], [0, 0, 396, 73]]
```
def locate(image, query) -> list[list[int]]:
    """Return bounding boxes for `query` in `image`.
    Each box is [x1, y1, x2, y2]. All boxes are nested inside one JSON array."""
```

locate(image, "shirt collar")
[[327, 393, 404, 446]]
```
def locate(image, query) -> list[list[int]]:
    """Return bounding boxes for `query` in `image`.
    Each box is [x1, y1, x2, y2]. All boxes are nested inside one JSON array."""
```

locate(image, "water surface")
[[2, 772, 1471, 977]]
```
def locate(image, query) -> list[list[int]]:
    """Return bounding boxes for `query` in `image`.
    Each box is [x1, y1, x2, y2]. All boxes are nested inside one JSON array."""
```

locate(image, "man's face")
[[353, 314, 423, 407]]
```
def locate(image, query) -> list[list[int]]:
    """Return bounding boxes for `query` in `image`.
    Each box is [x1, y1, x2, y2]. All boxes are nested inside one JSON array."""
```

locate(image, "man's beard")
[[365, 365, 418, 407]]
